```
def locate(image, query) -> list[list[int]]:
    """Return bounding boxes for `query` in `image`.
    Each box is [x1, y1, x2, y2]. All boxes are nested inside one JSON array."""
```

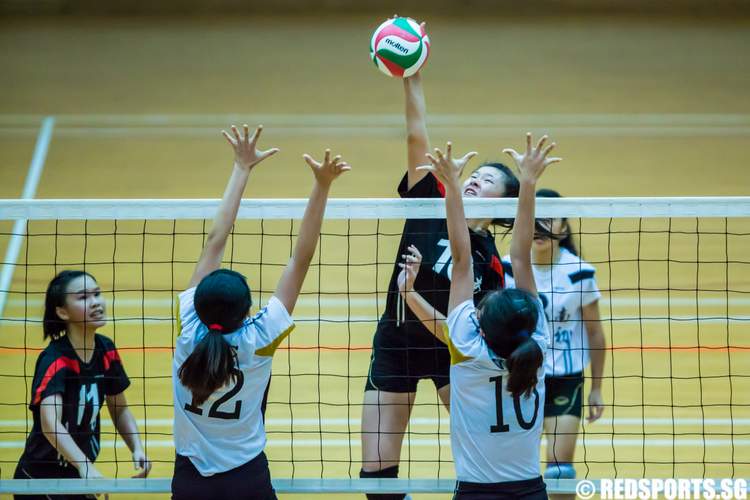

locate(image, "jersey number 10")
[[489, 375, 540, 433]]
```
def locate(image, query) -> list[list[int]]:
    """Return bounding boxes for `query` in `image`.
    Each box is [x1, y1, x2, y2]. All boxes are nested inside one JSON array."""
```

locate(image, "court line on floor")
[[4, 126, 750, 138], [2, 113, 750, 126], [0, 117, 55, 319], [1, 114, 749, 138]]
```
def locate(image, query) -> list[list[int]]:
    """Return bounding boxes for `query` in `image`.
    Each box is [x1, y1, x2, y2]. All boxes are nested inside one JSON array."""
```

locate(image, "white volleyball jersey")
[[172, 287, 294, 476], [503, 248, 601, 376], [445, 298, 548, 483]]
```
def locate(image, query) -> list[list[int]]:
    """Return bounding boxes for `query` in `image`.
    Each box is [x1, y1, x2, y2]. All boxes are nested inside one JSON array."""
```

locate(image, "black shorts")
[[14, 460, 92, 500], [544, 372, 584, 418], [171, 452, 276, 500], [453, 476, 548, 500], [364, 330, 450, 393]]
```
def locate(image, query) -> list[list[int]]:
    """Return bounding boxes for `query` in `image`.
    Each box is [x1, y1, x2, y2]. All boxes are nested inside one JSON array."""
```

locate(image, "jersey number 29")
[[185, 370, 244, 420], [489, 375, 540, 433]]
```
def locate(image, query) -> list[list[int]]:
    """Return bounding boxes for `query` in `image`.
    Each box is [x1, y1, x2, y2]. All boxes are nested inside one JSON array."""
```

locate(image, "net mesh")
[[1, 198, 749, 484]]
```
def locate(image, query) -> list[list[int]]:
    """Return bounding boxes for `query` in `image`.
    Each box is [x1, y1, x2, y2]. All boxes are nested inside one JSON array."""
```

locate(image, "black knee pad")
[[360, 465, 404, 500]]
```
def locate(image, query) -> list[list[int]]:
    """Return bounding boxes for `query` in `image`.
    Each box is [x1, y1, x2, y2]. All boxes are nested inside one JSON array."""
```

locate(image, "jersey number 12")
[[185, 370, 244, 420], [489, 375, 540, 433]]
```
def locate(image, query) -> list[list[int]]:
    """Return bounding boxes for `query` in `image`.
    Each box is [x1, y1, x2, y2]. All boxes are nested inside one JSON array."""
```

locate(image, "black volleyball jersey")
[[19, 334, 130, 465], [375, 173, 505, 348]]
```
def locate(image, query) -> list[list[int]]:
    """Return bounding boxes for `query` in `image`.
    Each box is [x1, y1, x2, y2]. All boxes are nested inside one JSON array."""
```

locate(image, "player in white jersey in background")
[[402, 133, 559, 499], [502, 189, 606, 498], [171, 124, 350, 500]]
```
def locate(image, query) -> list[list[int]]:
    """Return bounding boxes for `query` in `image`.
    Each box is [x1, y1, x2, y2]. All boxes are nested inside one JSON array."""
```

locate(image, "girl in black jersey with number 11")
[[14, 271, 151, 499]]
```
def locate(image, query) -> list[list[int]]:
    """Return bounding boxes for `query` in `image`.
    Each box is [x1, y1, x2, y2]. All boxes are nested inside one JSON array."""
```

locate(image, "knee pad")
[[360, 466, 404, 500], [544, 462, 576, 479], [360, 465, 399, 479]]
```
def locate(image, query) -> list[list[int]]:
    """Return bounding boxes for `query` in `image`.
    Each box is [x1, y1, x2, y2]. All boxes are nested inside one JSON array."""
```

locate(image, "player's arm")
[[106, 392, 152, 478], [583, 300, 606, 422], [39, 394, 104, 479], [189, 125, 279, 288], [273, 150, 350, 314], [397, 244, 448, 344], [419, 143, 477, 313], [404, 69, 431, 189], [502, 133, 561, 297]]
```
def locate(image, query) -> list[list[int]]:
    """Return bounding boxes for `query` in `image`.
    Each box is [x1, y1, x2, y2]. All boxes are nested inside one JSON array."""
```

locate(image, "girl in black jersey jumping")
[[360, 36, 523, 498], [14, 271, 150, 499]]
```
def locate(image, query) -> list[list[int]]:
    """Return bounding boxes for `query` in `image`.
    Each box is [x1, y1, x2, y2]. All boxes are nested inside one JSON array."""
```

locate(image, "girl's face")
[[56, 275, 106, 331], [462, 166, 507, 199], [533, 218, 566, 252]]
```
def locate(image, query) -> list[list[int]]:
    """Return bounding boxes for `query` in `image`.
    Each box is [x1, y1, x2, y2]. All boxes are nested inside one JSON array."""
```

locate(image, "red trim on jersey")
[[432, 173, 446, 197], [490, 255, 505, 287], [33, 356, 80, 405], [102, 349, 121, 371]]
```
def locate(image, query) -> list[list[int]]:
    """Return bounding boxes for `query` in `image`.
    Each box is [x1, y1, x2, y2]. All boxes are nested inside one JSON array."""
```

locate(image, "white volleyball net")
[[1, 197, 749, 495]]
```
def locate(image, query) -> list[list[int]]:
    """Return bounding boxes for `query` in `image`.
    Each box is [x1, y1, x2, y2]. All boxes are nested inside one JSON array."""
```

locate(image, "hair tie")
[[208, 323, 224, 332]]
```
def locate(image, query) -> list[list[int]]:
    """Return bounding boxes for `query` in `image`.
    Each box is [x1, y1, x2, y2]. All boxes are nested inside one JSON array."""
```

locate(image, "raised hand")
[[397, 244, 422, 295], [502, 132, 561, 183], [221, 124, 280, 171], [302, 149, 351, 187], [417, 142, 478, 188]]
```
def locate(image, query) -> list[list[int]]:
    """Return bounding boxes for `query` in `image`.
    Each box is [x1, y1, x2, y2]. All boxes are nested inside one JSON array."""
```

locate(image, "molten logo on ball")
[[384, 38, 409, 54], [370, 17, 430, 78]]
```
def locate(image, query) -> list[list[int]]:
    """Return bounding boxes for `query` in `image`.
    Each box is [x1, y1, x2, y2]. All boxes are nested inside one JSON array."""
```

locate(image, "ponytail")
[[178, 326, 236, 406], [506, 338, 543, 399]]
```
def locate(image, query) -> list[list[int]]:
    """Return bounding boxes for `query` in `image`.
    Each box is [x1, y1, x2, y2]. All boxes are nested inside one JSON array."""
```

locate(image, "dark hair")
[[536, 188, 578, 256], [474, 162, 519, 229], [178, 269, 252, 406], [43, 270, 96, 341], [474, 163, 549, 238], [478, 288, 543, 398]]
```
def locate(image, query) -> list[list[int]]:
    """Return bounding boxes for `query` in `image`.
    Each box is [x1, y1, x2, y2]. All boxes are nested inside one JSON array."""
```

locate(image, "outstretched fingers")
[[459, 151, 478, 164], [221, 129, 235, 147], [535, 134, 548, 153], [248, 124, 263, 146], [502, 148, 520, 162], [417, 153, 438, 172], [259, 147, 280, 161], [434, 147, 445, 162], [302, 153, 319, 169]]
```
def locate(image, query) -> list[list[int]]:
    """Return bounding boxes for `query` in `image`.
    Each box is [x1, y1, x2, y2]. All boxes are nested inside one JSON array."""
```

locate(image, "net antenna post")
[[0, 116, 55, 318]]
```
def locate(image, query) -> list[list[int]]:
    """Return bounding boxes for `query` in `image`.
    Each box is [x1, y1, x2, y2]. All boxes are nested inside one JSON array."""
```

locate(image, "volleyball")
[[370, 17, 430, 78]]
